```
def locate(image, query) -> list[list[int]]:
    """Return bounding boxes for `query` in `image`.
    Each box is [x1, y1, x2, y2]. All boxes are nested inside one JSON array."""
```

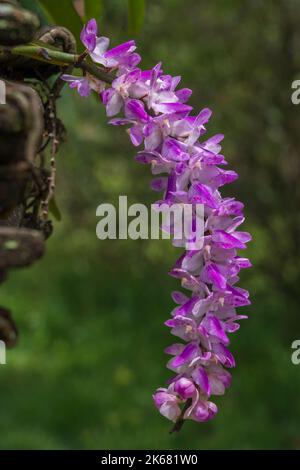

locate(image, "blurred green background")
[[1, 0, 300, 449]]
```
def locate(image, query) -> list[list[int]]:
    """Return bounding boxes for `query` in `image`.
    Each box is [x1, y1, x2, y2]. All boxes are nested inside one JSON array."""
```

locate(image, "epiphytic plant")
[[0, 2, 251, 432]]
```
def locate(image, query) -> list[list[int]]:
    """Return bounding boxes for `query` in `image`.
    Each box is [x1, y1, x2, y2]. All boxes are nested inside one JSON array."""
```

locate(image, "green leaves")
[[37, 0, 83, 46], [128, 0, 145, 35], [23, 0, 145, 48], [19, 0, 49, 25], [49, 197, 62, 222], [84, 0, 103, 23]]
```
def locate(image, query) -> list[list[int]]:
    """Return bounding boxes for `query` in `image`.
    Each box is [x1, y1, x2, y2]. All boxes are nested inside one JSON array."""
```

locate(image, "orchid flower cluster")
[[62, 19, 251, 428]]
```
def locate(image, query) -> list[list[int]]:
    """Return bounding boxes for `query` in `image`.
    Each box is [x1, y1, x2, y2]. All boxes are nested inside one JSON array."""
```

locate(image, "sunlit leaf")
[[128, 0, 145, 35]]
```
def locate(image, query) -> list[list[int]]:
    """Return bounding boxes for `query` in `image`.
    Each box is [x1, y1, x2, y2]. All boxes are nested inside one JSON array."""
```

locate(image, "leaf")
[[19, 0, 49, 25], [37, 0, 83, 48], [84, 0, 102, 23], [128, 0, 145, 35], [30, 40, 68, 51], [49, 197, 62, 222]]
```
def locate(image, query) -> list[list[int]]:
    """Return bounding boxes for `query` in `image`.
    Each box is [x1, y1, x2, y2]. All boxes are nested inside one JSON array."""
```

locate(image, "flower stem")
[[0, 44, 114, 84], [169, 398, 192, 434]]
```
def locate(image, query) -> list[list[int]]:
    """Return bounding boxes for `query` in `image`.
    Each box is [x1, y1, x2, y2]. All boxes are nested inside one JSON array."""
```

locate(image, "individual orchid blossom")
[[63, 18, 252, 430], [80, 18, 98, 52], [61, 73, 106, 97], [61, 74, 92, 97]]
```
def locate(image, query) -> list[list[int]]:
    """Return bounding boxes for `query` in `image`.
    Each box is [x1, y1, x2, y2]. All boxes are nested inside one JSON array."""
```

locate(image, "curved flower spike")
[[64, 18, 252, 431]]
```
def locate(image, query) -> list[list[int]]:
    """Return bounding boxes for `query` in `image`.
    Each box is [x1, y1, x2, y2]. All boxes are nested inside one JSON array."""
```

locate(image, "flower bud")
[[174, 377, 196, 399]]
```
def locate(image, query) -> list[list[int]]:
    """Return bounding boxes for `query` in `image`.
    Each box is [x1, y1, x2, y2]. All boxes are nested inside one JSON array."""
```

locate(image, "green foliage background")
[[1, 0, 300, 449]]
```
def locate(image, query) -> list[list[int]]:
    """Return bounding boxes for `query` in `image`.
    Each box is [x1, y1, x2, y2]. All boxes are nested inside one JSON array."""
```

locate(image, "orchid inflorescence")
[[62, 19, 251, 429]]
